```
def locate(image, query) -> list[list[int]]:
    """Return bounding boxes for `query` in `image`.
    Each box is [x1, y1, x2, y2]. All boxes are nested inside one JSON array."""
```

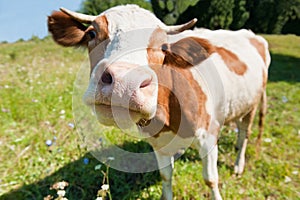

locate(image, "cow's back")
[[182, 29, 270, 123]]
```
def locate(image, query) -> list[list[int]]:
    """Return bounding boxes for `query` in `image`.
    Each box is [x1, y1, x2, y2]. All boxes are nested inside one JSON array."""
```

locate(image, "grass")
[[0, 34, 299, 200]]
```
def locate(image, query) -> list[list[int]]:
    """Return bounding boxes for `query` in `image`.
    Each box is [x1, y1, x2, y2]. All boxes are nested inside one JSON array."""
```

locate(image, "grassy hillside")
[[0, 35, 299, 200]]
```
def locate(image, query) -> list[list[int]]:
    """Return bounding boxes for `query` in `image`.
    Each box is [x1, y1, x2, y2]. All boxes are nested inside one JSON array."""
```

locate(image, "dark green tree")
[[80, 0, 152, 15], [177, 0, 236, 29], [151, 0, 200, 24], [245, 0, 300, 34], [230, 0, 249, 30]]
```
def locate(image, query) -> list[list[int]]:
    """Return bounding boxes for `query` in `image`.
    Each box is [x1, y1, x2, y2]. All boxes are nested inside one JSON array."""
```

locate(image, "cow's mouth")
[[90, 104, 149, 128]]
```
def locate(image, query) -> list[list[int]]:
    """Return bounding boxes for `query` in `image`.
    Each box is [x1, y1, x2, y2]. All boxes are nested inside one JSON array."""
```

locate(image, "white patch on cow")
[[103, 29, 153, 65], [102, 5, 166, 38], [189, 58, 225, 126]]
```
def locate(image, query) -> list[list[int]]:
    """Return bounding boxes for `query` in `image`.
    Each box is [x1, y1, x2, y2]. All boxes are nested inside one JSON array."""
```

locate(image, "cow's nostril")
[[101, 70, 113, 84], [140, 78, 152, 88]]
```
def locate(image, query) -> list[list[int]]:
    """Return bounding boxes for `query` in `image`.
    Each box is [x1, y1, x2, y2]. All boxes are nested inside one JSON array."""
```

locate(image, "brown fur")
[[163, 37, 247, 76], [216, 47, 247, 75], [48, 11, 89, 46], [88, 16, 110, 69], [249, 38, 267, 65], [162, 37, 213, 68], [145, 29, 211, 138]]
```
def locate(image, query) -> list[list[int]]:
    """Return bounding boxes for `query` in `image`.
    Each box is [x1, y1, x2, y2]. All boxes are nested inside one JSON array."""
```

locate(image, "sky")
[[0, 0, 83, 43]]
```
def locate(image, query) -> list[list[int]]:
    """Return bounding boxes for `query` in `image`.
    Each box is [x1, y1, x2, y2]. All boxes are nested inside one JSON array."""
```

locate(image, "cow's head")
[[48, 6, 201, 130]]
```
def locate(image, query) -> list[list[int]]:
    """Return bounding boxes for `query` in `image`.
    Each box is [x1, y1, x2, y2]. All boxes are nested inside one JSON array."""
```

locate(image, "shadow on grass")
[[268, 53, 300, 82], [0, 141, 160, 200]]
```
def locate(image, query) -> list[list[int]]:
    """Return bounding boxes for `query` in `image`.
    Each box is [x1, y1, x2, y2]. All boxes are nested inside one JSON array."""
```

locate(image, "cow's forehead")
[[102, 28, 160, 66]]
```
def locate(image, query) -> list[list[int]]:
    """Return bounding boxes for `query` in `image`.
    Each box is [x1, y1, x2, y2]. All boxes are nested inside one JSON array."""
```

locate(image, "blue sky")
[[0, 0, 83, 43]]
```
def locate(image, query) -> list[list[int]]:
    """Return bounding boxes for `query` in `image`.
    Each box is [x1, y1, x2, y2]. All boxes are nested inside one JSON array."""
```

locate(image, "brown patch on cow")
[[216, 47, 247, 75], [162, 37, 215, 68], [88, 15, 110, 69], [144, 29, 211, 138], [48, 11, 89, 46], [250, 38, 266, 64], [92, 15, 109, 44], [147, 28, 167, 66]]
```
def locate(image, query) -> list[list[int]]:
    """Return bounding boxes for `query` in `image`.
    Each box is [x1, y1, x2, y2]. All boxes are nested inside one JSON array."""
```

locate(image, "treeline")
[[80, 0, 300, 35]]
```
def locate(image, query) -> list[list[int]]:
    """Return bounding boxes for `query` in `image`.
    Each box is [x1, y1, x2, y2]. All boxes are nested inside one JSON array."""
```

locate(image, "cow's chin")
[[92, 104, 153, 129]]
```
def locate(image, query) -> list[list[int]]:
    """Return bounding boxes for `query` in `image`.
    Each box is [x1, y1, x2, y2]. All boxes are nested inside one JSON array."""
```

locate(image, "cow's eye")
[[88, 30, 97, 39]]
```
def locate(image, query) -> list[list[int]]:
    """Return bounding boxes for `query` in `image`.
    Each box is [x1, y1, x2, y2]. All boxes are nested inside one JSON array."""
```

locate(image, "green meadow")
[[0, 34, 299, 199]]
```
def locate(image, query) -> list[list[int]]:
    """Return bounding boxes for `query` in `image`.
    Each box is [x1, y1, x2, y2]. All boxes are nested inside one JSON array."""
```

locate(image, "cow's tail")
[[256, 89, 267, 155]]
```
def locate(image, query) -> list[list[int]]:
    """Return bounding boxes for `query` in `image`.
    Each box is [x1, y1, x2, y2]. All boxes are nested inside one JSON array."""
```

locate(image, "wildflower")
[[264, 138, 272, 143], [51, 181, 69, 190], [60, 110, 65, 115], [57, 190, 66, 197], [46, 140, 53, 146], [83, 158, 89, 165], [282, 96, 288, 103], [292, 171, 298, 175], [101, 184, 109, 191], [107, 157, 115, 161], [234, 128, 239, 133], [32, 99, 39, 103], [1, 108, 10, 113], [284, 176, 292, 183], [95, 197, 103, 200], [68, 123, 75, 129], [94, 164, 102, 170]]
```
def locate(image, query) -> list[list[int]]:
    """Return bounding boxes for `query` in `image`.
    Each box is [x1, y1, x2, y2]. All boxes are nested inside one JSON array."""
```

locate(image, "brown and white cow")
[[48, 5, 270, 200]]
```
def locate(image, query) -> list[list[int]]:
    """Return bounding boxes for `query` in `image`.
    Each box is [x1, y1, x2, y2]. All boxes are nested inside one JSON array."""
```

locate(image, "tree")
[[245, 0, 300, 34], [79, 0, 300, 34], [151, 0, 200, 24], [177, 0, 237, 30], [80, 0, 152, 15]]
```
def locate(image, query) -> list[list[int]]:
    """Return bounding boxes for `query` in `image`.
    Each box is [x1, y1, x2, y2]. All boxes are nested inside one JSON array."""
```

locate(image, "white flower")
[[60, 110, 65, 115], [101, 184, 109, 191], [57, 190, 66, 197], [282, 96, 288, 103], [284, 176, 292, 183], [94, 164, 102, 170], [264, 138, 272, 143], [56, 181, 69, 189], [95, 197, 103, 200], [292, 171, 298, 175], [68, 123, 75, 129], [107, 157, 115, 161]]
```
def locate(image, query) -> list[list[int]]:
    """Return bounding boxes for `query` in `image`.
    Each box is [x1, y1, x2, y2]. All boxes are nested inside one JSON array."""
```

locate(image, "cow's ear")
[[162, 37, 215, 68], [48, 11, 90, 47]]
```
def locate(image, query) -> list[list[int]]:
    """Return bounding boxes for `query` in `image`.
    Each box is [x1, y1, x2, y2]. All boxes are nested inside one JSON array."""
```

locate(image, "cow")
[[48, 5, 270, 200]]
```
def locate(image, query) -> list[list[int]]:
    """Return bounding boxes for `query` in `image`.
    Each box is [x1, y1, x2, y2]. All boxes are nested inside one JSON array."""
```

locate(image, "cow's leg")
[[196, 129, 222, 200], [154, 151, 174, 200], [234, 106, 258, 175]]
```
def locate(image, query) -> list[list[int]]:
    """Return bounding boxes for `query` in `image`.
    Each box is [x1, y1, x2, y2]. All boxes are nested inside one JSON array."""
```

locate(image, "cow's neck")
[[138, 65, 211, 138]]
